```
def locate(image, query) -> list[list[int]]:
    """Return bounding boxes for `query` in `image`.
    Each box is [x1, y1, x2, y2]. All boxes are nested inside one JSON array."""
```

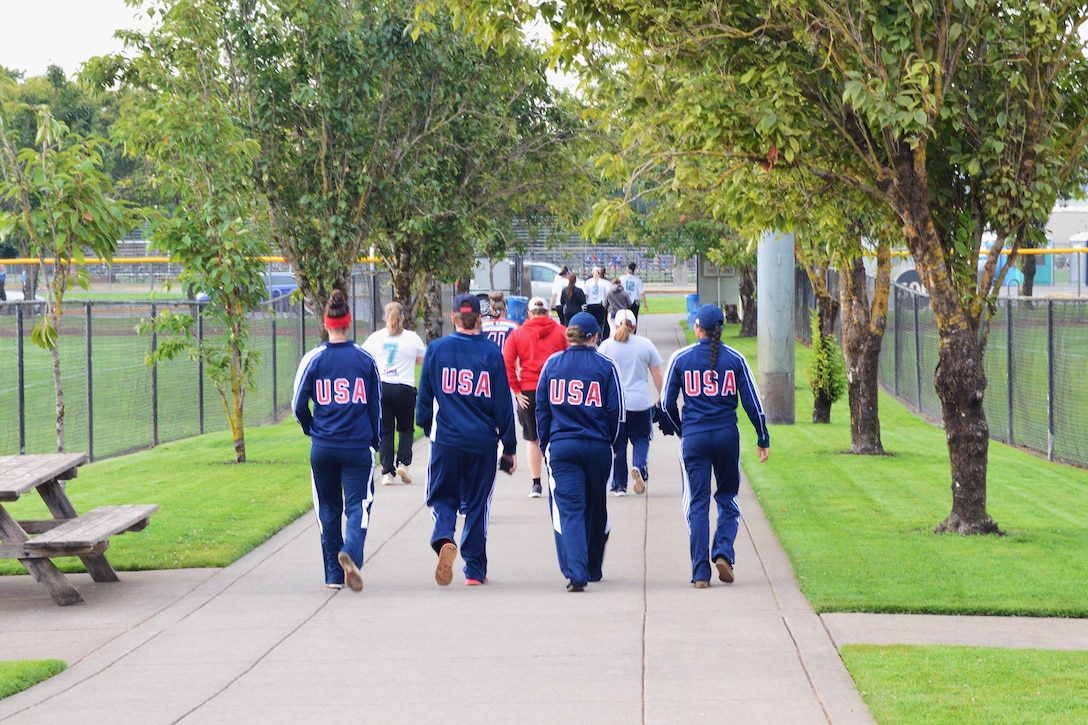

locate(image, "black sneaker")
[[529, 483, 543, 498]]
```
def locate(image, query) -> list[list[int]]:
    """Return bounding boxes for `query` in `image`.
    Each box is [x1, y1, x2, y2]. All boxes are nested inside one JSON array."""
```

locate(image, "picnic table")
[[0, 453, 158, 606]]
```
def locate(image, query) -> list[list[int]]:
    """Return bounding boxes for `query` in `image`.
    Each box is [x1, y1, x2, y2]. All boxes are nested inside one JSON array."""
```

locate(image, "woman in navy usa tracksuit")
[[292, 290, 382, 592], [536, 312, 624, 592], [659, 304, 769, 588]]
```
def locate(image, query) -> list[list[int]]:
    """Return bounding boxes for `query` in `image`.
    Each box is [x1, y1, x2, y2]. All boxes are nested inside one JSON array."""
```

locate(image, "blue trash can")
[[686, 293, 700, 329], [507, 295, 528, 324]]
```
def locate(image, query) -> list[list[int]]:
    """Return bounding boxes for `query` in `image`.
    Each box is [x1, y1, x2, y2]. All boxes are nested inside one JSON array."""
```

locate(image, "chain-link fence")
[[0, 264, 396, 460], [795, 269, 1088, 468]]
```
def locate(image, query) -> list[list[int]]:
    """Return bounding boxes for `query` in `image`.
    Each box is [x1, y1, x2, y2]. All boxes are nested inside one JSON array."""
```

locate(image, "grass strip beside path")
[[842, 645, 1088, 724], [0, 661, 66, 700], [727, 328, 1088, 617]]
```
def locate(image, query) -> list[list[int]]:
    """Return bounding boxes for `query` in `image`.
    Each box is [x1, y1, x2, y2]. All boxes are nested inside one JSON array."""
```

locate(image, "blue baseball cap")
[[694, 304, 724, 329], [568, 311, 601, 336], [452, 293, 481, 314]]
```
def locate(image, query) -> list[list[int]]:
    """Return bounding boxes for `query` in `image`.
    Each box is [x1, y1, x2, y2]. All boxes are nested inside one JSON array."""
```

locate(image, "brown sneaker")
[[631, 467, 646, 495], [715, 557, 734, 583], [337, 551, 363, 592], [435, 541, 457, 586], [693, 580, 710, 589]]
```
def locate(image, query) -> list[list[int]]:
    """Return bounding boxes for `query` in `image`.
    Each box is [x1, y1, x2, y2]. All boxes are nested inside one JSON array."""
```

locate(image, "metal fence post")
[[1047, 300, 1055, 461], [893, 288, 901, 397], [16, 304, 26, 454], [197, 305, 205, 435], [151, 302, 159, 446], [913, 292, 922, 410], [86, 303, 94, 461], [1006, 300, 1014, 445], [271, 312, 278, 418]]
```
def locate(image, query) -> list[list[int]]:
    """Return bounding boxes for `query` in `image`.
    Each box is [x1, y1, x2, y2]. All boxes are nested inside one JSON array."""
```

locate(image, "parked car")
[[470, 259, 562, 315], [195, 272, 299, 312]]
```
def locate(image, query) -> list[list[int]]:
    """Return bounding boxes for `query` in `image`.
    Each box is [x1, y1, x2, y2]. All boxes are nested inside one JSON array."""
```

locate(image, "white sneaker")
[[631, 467, 646, 495], [396, 464, 412, 484], [380, 472, 396, 486]]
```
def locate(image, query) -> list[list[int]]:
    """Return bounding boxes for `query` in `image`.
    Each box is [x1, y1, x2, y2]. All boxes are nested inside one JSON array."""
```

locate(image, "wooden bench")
[[2, 454, 159, 604], [24, 505, 159, 556]]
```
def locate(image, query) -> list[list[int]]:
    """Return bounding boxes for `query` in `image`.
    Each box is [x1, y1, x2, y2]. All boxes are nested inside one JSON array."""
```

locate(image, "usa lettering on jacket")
[[441, 368, 493, 397], [548, 378, 603, 407], [683, 369, 737, 397], [315, 378, 369, 404]]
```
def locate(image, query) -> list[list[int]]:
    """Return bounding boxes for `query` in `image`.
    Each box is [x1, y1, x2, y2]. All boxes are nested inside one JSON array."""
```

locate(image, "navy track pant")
[[310, 442, 375, 586], [544, 438, 612, 587], [680, 427, 742, 583], [612, 407, 653, 491], [426, 442, 497, 582]]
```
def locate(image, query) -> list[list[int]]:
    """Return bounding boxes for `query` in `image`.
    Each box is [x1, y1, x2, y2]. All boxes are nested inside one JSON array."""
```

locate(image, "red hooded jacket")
[[503, 314, 568, 393]]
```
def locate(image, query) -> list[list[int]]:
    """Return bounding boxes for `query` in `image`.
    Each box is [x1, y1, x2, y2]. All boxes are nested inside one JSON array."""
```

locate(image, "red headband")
[[324, 313, 351, 329]]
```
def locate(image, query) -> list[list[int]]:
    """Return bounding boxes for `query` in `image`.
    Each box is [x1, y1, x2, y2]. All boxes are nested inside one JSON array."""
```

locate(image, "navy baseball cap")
[[568, 311, 601, 336], [453, 293, 481, 314], [694, 304, 724, 329]]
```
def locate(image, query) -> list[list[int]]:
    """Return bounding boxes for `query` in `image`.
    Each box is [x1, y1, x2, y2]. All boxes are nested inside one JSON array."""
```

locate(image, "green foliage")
[[0, 104, 139, 450], [805, 308, 846, 405], [0, 660, 66, 700], [85, 1, 277, 460]]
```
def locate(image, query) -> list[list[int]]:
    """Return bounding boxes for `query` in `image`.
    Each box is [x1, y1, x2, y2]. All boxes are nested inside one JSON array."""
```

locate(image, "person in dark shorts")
[[503, 296, 567, 497]]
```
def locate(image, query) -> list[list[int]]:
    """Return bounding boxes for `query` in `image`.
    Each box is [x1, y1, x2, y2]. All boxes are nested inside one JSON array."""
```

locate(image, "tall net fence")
[[797, 270, 1088, 468], [0, 265, 396, 460]]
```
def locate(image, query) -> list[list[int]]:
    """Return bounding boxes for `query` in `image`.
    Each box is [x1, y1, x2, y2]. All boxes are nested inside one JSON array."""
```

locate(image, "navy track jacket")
[[535, 346, 625, 452], [292, 341, 383, 450], [661, 339, 769, 448], [415, 331, 517, 455]]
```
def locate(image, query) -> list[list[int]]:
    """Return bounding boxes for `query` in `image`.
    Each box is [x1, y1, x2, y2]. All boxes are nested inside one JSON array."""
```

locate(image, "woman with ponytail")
[[292, 289, 383, 592], [659, 304, 769, 589], [363, 301, 426, 486]]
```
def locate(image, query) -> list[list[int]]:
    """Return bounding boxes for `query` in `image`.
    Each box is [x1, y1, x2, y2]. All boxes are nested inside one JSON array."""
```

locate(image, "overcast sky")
[[1, 0, 149, 79]]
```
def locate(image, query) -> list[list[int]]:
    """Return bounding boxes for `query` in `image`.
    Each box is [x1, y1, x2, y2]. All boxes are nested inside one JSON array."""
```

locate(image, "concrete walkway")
[[1, 312, 1085, 724]]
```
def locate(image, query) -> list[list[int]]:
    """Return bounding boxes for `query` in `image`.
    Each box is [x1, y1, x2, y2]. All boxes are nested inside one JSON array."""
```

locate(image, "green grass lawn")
[[842, 645, 1088, 724], [0, 661, 66, 700], [0, 421, 313, 575]]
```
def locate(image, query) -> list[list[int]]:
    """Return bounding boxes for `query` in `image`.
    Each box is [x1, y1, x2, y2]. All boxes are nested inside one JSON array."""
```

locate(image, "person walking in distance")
[[481, 290, 520, 351], [583, 266, 609, 338], [536, 312, 624, 592], [604, 276, 631, 328], [598, 309, 664, 496], [559, 270, 587, 327], [619, 262, 649, 320], [503, 296, 568, 498], [658, 304, 769, 588], [416, 293, 517, 586], [292, 289, 382, 592], [362, 301, 426, 486]]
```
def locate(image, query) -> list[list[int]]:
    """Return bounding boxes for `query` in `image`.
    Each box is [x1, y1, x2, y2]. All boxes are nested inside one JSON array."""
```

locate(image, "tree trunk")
[[1020, 254, 1036, 297], [737, 263, 757, 337], [810, 277, 840, 424], [894, 152, 1001, 535], [931, 325, 1000, 534], [724, 304, 740, 324], [51, 344, 65, 453], [840, 255, 887, 455], [422, 275, 444, 343]]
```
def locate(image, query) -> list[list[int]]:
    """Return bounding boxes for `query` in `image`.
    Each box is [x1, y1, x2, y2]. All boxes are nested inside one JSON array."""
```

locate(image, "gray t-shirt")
[[598, 334, 663, 411]]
